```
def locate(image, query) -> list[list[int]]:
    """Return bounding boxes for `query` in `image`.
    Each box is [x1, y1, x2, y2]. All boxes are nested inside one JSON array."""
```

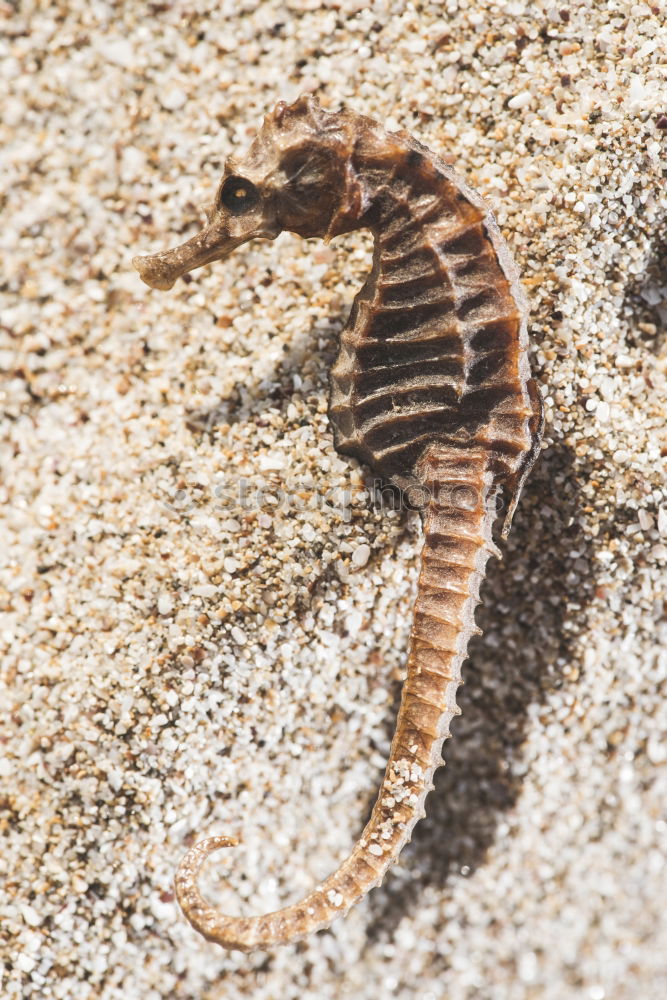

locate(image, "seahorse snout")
[[132, 251, 179, 290], [132, 223, 252, 290]]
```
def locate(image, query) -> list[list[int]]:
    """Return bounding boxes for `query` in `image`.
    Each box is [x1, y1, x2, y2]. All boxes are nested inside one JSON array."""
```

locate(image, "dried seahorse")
[[133, 95, 543, 951]]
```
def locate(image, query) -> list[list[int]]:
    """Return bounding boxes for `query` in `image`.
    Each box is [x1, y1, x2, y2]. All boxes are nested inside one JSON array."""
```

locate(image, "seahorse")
[[133, 94, 543, 951]]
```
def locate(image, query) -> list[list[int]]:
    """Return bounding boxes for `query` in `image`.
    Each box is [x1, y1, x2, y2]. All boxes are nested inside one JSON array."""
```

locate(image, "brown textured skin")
[[133, 95, 544, 952]]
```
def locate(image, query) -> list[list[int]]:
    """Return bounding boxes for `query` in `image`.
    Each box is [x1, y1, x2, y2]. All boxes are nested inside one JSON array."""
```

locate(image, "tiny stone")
[[157, 594, 174, 615], [100, 39, 134, 68], [160, 87, 187, 111], [507, 91, 533, 109], [20, 904, 42, 927], [352, 543, 371, 568], [17, 953, 37, 974], [259, 454, 285, 471], [638, 510, 653, 531], [657, 507, 667, 536], [647, 738, 667, 764]]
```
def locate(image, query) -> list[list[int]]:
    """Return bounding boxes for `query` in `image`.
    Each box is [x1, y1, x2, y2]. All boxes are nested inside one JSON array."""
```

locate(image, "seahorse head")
[[133, 95, 368, 291]]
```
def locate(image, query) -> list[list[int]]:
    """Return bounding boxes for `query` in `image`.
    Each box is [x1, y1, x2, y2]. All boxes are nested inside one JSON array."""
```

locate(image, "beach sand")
[[1, 2, 666, 997]]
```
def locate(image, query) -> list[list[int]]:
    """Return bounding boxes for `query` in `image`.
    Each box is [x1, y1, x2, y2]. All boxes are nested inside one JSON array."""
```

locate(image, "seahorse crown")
[[218, 94, 369, 241]]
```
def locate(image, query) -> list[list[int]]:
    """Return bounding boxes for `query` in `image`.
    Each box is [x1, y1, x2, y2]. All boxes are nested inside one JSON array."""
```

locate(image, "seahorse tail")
[[174, 444, 499, 951]]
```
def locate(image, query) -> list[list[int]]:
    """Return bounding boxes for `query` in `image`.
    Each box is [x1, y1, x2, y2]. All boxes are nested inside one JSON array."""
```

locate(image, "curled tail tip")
[[202, 833, 240, 850], [183, 833, 240, 859], [175, 833, 240, 890], [174, 833, 258, 949]]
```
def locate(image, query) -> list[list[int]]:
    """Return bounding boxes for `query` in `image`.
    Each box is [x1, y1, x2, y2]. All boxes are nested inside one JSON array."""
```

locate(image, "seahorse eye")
[[218, 176, 260, 214]]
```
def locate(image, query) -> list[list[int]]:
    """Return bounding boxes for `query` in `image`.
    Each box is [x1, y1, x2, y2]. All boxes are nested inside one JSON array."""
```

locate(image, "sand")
[[1, 1, 666, 998]]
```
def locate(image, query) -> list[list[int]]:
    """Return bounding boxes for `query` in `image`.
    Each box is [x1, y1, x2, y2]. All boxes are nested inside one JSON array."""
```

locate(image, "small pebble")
[[160, 87, 187, 111], [658, 507, 667, 537], [157, 594, 174, 615], [638, 510, 653, 531], [352, 543, 371, 568]]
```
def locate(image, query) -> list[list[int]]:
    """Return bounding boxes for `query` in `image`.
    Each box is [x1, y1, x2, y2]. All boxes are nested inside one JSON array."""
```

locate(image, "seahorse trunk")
[[175, 444, 498, 951]]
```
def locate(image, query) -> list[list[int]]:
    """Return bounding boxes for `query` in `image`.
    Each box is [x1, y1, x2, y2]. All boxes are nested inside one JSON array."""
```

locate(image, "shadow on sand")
[[360, 439, 598, 945], [180, 293, 598, 955]]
